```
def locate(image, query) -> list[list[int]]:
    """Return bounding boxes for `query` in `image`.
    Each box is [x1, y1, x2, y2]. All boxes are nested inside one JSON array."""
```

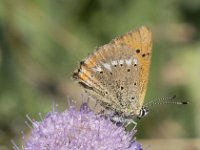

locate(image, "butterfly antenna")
[[144, 95, 176, 107], [144, 95, 188, 108]]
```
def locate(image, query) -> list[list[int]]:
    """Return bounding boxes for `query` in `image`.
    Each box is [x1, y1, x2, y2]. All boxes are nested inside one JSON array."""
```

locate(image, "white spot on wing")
[[92, 66, 102, 72], [111, 60, 118, 66], [102, 63, 112, 71], [119, 59, 124, 65], [125, 58, 132, 66], [133, 58, 138, 65], [80, 68, 85, 73]]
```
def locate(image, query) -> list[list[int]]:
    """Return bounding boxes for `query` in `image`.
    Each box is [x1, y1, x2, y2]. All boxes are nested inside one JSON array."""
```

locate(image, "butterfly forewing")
[[112, 26, 152, 108]]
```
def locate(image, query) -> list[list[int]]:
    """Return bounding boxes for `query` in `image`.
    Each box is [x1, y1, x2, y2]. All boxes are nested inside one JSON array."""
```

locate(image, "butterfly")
[[73, 26, 187, 124]]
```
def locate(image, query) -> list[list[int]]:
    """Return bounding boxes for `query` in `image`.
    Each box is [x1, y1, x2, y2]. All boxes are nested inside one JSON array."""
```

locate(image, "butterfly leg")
[[92, 99, 98, 110], [131, 120, 137, 130], [125, 119, 137, 130]]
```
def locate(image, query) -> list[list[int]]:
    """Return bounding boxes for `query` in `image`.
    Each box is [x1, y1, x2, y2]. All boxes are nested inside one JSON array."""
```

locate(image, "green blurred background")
[[0, 0, 200, 149]]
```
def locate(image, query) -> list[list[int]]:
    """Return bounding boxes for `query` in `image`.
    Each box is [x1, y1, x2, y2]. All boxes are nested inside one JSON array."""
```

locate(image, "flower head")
[[19, 103, 142, 150]]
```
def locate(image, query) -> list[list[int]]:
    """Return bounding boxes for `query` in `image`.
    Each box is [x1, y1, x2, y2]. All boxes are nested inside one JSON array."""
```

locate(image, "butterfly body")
[[73, 26, 152, 119]]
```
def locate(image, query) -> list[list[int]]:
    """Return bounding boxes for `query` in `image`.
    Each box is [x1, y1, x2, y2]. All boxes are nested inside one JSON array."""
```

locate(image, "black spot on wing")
[[73, 69, 80, 79], [136, 49, 140, 53]]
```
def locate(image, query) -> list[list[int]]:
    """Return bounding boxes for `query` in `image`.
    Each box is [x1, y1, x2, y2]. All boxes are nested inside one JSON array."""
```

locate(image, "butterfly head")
[[110, 106, 150, 124]]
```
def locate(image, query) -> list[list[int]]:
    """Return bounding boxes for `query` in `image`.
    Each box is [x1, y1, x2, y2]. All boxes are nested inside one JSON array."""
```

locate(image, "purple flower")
[[16, 103, 142, 150]]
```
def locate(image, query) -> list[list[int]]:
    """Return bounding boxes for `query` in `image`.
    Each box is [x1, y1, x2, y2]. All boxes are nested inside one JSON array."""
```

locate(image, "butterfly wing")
[[73, 26, 152, 116], [112, 26, 152, 108]]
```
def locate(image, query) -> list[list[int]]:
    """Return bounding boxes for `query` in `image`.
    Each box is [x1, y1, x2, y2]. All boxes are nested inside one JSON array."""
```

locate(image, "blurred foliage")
[[0, 0, 200, 149]]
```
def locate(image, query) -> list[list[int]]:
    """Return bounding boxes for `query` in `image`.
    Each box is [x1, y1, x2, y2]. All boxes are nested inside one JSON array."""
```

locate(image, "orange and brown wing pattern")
[[73, 26, 152, 115], [112, 26, 152, 106]]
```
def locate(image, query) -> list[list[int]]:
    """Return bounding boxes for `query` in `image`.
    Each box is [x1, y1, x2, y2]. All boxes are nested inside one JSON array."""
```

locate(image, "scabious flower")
[[15, 102, 142, 150]]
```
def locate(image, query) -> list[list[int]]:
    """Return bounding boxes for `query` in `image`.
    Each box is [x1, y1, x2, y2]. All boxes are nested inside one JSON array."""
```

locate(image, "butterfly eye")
[[137, 107, 149, 119]]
